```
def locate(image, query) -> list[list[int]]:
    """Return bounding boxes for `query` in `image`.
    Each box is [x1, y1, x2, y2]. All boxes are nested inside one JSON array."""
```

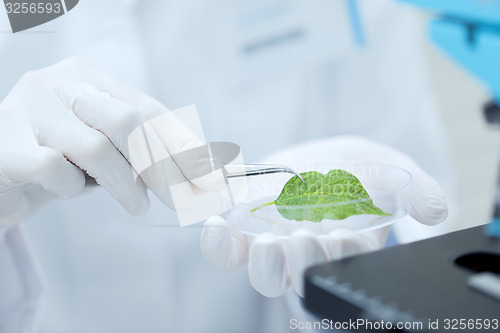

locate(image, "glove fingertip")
[[205, 215, 227, 227], [410, 196, 448, 226], [201, 216, 248, 272], [290, 229, 315, 239], [409, 172, 449, 226], [289, 230, 328, 297], [123, 192, 150, 216], [249, 233, 289, 297], [54, 172, 86, 199]]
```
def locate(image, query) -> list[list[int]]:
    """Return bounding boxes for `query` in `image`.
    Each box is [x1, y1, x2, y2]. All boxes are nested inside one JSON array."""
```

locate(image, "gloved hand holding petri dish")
[[201, 136, 449, 297]]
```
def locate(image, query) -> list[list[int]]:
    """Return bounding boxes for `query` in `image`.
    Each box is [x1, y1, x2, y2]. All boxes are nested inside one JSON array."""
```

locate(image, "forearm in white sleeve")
[[0, 225, 45, 333]]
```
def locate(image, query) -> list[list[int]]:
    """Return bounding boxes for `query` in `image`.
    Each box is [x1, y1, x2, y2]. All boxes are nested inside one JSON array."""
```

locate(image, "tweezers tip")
[[296, 173, 305, 184]]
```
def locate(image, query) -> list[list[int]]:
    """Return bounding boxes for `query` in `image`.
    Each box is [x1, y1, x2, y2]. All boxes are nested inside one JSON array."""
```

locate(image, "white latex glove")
[[201, 136, 448, 297], [0, 57, 224, 231]]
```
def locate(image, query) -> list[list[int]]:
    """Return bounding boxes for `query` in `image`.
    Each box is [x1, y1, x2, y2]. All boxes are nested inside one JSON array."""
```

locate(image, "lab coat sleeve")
[[0, 226, 45, 333]]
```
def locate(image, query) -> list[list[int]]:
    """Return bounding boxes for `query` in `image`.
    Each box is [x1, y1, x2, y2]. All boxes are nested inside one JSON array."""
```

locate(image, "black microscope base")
[[304, 226, 500, 332]]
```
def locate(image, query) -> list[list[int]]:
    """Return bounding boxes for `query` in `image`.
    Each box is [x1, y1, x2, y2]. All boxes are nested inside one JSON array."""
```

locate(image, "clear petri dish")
[[226, 163, 412, 238]]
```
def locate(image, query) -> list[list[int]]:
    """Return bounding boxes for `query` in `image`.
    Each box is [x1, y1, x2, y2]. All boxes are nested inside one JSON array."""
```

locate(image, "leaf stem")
[[251, 201, 276, 212]]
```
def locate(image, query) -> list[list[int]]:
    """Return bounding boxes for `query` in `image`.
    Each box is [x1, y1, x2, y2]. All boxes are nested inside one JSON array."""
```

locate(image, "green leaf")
[[254, 169, 390, 222]]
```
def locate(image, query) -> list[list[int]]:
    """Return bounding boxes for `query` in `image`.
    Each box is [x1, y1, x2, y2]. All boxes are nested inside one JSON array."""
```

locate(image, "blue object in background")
[[399, 0, 500, 103], [346, 0, 366, 46], [398, 0, 500, 236], [487, 217, 500, 237], [429, 19, 500, 103], [398, 0, 500, 26]]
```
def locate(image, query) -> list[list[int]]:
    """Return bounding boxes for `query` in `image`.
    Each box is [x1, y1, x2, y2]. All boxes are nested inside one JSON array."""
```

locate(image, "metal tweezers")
[[224, 164, 305, 184]]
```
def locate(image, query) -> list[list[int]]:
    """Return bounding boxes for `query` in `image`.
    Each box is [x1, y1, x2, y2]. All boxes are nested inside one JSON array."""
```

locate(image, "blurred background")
[[418, 12, 500, 231]]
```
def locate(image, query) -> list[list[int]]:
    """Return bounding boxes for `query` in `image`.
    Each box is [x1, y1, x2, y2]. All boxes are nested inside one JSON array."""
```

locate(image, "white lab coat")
[[0, 1, 455, 332]]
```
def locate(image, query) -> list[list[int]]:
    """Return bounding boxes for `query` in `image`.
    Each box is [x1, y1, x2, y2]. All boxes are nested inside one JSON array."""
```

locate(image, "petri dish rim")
[[226, 163, 413, 238]]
